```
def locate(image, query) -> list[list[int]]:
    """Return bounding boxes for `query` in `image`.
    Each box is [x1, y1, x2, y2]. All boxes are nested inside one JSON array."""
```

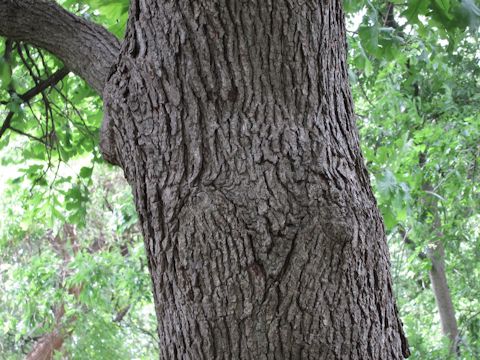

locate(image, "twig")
[[9, 126, 49, 146], [0, 111, 14, 138], [0, 67, 69, 139], [19, 68, 70, 103]]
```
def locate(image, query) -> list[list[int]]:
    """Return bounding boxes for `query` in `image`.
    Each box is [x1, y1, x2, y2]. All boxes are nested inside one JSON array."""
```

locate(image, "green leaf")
[[382, 207, 397, 229], [79, 167, 93, 179], [358, 24, 380, 56], [403, 0, 430, 23]]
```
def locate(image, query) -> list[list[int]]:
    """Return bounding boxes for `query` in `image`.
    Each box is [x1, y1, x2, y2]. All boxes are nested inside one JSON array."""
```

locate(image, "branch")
[[0, 67, 69, 139], [20, 67, 71, 102], [0, 0, 121, 95], [113, 305, 131, 323], [9, 126, 49, 145], [0, 111, 14, 138]]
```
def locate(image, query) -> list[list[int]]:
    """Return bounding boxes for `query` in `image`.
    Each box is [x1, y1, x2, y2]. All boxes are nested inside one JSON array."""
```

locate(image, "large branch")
[[0, 0, 121, 94]]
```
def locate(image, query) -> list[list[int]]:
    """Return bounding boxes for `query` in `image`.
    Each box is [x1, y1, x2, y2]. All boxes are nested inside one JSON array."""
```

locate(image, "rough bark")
[[0, 0, 120, 94], [102, 0, 409, 358]]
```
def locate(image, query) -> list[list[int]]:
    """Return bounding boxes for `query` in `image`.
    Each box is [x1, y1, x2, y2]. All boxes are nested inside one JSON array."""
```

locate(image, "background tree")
[[348, 1, 480, 358]]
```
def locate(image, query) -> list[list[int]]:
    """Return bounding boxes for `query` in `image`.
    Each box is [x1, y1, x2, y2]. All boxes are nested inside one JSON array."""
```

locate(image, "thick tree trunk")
[[101, 0, 409, 358]]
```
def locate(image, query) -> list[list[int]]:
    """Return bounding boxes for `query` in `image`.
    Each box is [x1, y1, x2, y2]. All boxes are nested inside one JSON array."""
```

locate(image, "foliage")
[[0, 0, 479, 358], [347, 0, 480, 358], [0, 166, 158, 359]]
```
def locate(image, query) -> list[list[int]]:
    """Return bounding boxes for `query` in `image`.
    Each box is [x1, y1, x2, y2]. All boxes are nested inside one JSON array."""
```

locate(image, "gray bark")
[[102, 0, 409, 358], [1, 0, 410, 358]]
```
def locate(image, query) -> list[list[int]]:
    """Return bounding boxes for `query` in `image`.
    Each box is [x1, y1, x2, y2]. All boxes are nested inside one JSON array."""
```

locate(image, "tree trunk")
[[399, 228, 459, 355], [421, 179, 459, 355], [100, 0, 409, 358], [427, 241, 459, 354], [0, 0, 410, 358]]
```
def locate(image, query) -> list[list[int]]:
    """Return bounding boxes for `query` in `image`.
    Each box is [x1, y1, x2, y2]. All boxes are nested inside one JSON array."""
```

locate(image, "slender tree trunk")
[[421, 177, 459, 355], [426, 199, 459, 355], [399, 228, 459, 355], [100, 1, 409, 358], [427, 240, 459, 354]]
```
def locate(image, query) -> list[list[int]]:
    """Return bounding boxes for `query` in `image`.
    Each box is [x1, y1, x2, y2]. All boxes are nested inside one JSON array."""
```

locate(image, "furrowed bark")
[[0, 0, 120, 94], [103, 0, 409, 358]]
